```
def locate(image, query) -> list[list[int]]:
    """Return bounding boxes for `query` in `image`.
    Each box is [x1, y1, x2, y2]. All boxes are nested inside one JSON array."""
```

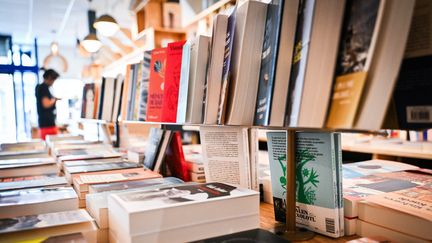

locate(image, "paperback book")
[[266, 131, 343, 237]]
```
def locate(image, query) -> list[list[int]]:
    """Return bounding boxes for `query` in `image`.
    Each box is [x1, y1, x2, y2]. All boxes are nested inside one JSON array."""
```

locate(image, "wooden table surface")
[[260, 203, 359, 242]]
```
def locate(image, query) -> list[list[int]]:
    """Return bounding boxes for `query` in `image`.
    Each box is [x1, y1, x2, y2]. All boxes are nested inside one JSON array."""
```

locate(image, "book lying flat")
[[0, 176, 67, 191], [108, 182, 259, 243], [65, 162, 140, 184], [73, 168, 161, 193], [0, 187, 78, 218], [0, 210, 97, 243]]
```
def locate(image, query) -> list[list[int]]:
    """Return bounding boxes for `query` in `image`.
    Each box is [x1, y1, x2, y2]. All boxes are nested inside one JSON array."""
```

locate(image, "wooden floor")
[[260, 203, 359, 242]]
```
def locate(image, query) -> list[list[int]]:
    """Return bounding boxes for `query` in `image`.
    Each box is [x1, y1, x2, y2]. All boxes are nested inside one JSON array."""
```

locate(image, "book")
[[101, 77, 116, 121], [64, 162, 139, 184], [81, 83, 96, 119], [111, 75, 124, 122], [0, 158, 57, 178], [358, 200, 431, 241], [342, 159, 419, 179], [225, 0, 268, 125], [186, 35, 211, 124], [189, 171, 205, 183], [153, 130, 173, 173], [72, 168, 162, 194], [254, 0, 284, 126], [0, 174, 57, 183], [176, 40, 192, 124], [326, 0, 384, 128], [127, 147, 145, 163], [143, 127, 164, 170], [0, 176, 67, 191], [191, 229, 286, 243], [161, 40, 186, 122], [216, 6, 236, 125], [0, 210, 96, 243], [0, 187, 78, 218], [268, 0, 299, 126], [164, 131, 190, 181], [266, 131, 343, 237], [364, 184, 432, 231], [203, 14, 228, 124], [146, 48, 167, 122], [88, 177, 184, 194], [108, 183, 259, 243], [356, 219, 429, 243], [354, 0, 415, 130], [120, 64, 132, 120], [0, 140, 45, 152], [284, 0, 315, 127], [86, 177, 183, 229], [132, 62, 143, 120], [200, 126, 252, 189], [127, 64, 138, 120]]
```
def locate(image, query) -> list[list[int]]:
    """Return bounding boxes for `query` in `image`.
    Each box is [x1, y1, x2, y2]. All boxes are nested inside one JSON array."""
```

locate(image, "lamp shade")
[[94, 14, 119, 37], [81, 33, 102, 53]]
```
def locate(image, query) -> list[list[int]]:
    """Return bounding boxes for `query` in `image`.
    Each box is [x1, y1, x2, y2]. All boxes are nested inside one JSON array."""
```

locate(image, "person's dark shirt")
[[35, 83, 56, 127]]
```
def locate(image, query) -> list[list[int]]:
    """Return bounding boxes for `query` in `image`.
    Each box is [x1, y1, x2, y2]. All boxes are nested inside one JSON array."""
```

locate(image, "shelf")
[[79, 119, 114, 126], [342, 142, 432, 160], [183, 0, 236, 27], [103, 45, 150, 75], [119, 120, 387, 135], [135, 27, 186, 42]]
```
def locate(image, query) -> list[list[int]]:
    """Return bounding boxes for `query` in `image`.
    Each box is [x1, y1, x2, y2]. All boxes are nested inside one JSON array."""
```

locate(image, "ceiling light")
[[81, 33, 102, 53], [94, 14, 119, 37]]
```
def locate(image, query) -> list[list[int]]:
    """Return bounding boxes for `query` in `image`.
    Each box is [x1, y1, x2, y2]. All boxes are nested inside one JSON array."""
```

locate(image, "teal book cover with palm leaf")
[[266, 131, 342, 237]]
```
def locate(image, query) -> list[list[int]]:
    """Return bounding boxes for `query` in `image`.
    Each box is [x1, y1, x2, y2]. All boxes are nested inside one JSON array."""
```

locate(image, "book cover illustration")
[[161, 41, 186, 122], [146, 48, 167, 122], [254, 0, 283, 126], [326, 0, 383, 128], [0, 187, 77, 207], [137, 50, 152, 121], [284, 0, 315, 126], [266, 131, 342, 237], [0, 210, 91, 234], [118, 182, 250, 208]]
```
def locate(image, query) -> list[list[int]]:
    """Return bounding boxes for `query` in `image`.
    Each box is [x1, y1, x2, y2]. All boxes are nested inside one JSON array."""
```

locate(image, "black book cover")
[[394, 55, 432, 129], [97, 77, 106, 120], [191, 229, 288, 243], [254, 0, 284, 126]]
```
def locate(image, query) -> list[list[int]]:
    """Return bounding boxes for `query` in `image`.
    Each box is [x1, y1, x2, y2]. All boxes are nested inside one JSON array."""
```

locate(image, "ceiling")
[[0, 0, 133, 47]]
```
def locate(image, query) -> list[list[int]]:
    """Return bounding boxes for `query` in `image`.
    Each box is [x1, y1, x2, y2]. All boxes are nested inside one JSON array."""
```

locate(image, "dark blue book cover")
[[254, 0, 284, 126], [216, 6, 236, 124], [97, 77, 106, 120]]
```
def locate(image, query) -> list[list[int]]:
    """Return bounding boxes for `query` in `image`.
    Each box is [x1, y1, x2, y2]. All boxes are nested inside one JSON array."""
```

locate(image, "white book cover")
[[0, 187, 77, 207], [176, 40, 192, 124], [342, 159, 419, 179], [187, 35, 211, 124]]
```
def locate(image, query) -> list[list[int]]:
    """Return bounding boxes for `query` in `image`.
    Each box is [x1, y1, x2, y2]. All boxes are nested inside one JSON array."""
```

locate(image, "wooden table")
[[260, 203, 358, 242]]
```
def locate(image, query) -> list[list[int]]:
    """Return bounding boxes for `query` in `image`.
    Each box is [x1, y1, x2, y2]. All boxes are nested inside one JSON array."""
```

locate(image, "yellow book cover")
[[326, 71, 367, 128]]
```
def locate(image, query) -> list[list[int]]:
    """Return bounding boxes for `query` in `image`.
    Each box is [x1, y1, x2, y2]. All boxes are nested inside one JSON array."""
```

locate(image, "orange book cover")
[[72, 168, 161, 192], [161, 41, 186, 122], [146, 48, 167, 121]]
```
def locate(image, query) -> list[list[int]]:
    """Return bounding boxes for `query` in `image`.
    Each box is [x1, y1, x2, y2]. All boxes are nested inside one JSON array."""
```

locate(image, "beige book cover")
[[326, 71, 367, 128]]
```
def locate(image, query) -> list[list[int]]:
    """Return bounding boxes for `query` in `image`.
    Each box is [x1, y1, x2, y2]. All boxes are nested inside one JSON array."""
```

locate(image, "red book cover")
[[161, 41, 186, 122], [146, 48, 167, 121], [165, 131, 190, 181]]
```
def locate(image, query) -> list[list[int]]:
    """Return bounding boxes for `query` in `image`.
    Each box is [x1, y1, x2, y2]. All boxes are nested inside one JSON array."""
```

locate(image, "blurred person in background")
[[35, 69, 60, 140]]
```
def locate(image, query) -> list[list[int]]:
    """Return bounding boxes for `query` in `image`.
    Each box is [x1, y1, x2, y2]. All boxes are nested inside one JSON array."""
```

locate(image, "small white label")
[[406, 106, 432, 123]]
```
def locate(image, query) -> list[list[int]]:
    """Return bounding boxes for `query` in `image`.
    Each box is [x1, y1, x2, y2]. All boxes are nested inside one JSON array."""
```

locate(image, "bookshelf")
[[77, 0, 428, 241]]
